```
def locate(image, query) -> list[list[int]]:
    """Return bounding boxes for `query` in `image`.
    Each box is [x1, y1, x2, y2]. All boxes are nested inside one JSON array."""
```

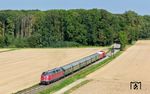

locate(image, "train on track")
[[40, 51, 106, 85]]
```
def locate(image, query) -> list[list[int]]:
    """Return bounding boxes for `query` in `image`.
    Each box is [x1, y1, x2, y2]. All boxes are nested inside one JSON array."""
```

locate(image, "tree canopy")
[[0, 9, 149, 48]]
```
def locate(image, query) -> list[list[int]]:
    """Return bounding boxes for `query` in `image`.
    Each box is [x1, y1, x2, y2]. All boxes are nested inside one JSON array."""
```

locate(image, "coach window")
[[53, 70, 56, 73]]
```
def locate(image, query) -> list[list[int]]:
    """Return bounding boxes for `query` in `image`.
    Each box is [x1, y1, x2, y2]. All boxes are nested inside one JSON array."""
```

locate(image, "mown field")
[[0, 47, 107, 94], [70, 40, 150, 94]]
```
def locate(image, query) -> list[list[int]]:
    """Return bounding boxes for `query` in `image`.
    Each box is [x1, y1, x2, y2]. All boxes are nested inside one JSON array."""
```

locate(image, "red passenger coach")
[[101, 51, 106, 57], [97, 51, 106, 59]]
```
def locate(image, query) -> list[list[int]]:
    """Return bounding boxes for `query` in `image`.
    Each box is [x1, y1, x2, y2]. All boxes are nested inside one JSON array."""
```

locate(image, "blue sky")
[[0, 0, 149, 15]]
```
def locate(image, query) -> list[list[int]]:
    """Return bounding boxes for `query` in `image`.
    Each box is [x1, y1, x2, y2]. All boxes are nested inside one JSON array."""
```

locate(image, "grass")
[[39, 51, 123, 94], [64, 80, 92, 94], [6, 46, 110, 49], [0, 48, 19, 53]]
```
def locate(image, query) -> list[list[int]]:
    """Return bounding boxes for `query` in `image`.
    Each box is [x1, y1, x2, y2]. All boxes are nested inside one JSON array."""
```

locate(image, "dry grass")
[[0, 48, 11, 52]]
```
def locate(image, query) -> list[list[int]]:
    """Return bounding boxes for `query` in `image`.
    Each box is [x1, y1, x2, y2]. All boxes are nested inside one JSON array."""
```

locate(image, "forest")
[[0, 9, 150, 49]]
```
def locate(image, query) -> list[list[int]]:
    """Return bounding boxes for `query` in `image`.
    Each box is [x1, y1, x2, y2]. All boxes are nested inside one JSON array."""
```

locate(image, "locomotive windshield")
[[42, 71, 54, 75], [42, 72, 48, 75]]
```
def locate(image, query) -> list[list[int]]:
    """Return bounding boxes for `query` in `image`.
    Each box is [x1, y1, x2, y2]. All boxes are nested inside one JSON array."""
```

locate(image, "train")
[[40, 51, 106, 85]]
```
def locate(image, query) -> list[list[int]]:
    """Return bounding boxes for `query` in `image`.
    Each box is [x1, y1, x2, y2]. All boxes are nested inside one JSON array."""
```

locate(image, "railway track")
[[15, 49, 119, 94]]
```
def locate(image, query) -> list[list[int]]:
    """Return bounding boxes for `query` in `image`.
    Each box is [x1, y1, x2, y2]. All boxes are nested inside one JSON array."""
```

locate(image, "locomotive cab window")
[[42, 72, 48, 75]]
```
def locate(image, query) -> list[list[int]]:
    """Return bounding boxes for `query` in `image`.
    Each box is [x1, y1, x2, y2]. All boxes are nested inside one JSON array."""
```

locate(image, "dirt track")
[[71, 40, 150, 94], [0, 47, 105, 94]]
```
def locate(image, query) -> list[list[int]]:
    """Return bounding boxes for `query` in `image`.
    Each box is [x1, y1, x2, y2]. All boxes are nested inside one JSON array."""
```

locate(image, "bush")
[[118, 31, 128, 50], [13, 38, 29, 48], [49, 41, 82, 48], [0, 35, 5, 47]]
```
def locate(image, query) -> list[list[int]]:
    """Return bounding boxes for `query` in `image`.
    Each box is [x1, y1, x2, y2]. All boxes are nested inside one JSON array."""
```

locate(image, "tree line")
[[0, 9, 150, 49]]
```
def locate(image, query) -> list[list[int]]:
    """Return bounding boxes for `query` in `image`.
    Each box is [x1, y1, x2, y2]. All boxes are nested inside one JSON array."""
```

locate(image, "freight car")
[[40, 51, 106, 85]]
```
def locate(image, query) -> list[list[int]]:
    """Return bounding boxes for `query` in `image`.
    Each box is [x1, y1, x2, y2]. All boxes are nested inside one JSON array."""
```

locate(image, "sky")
[[0, 0, 149, 15]]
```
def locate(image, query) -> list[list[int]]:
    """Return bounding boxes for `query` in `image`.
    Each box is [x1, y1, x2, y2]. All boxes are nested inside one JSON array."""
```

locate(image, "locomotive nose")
[[40, 75, 49, 85], [41, 75, 46, 80]]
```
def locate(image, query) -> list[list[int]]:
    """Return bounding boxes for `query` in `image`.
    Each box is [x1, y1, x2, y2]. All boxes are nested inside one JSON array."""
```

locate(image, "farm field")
[[0, 47, 107, 94], [71, 40, 150, 94]]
